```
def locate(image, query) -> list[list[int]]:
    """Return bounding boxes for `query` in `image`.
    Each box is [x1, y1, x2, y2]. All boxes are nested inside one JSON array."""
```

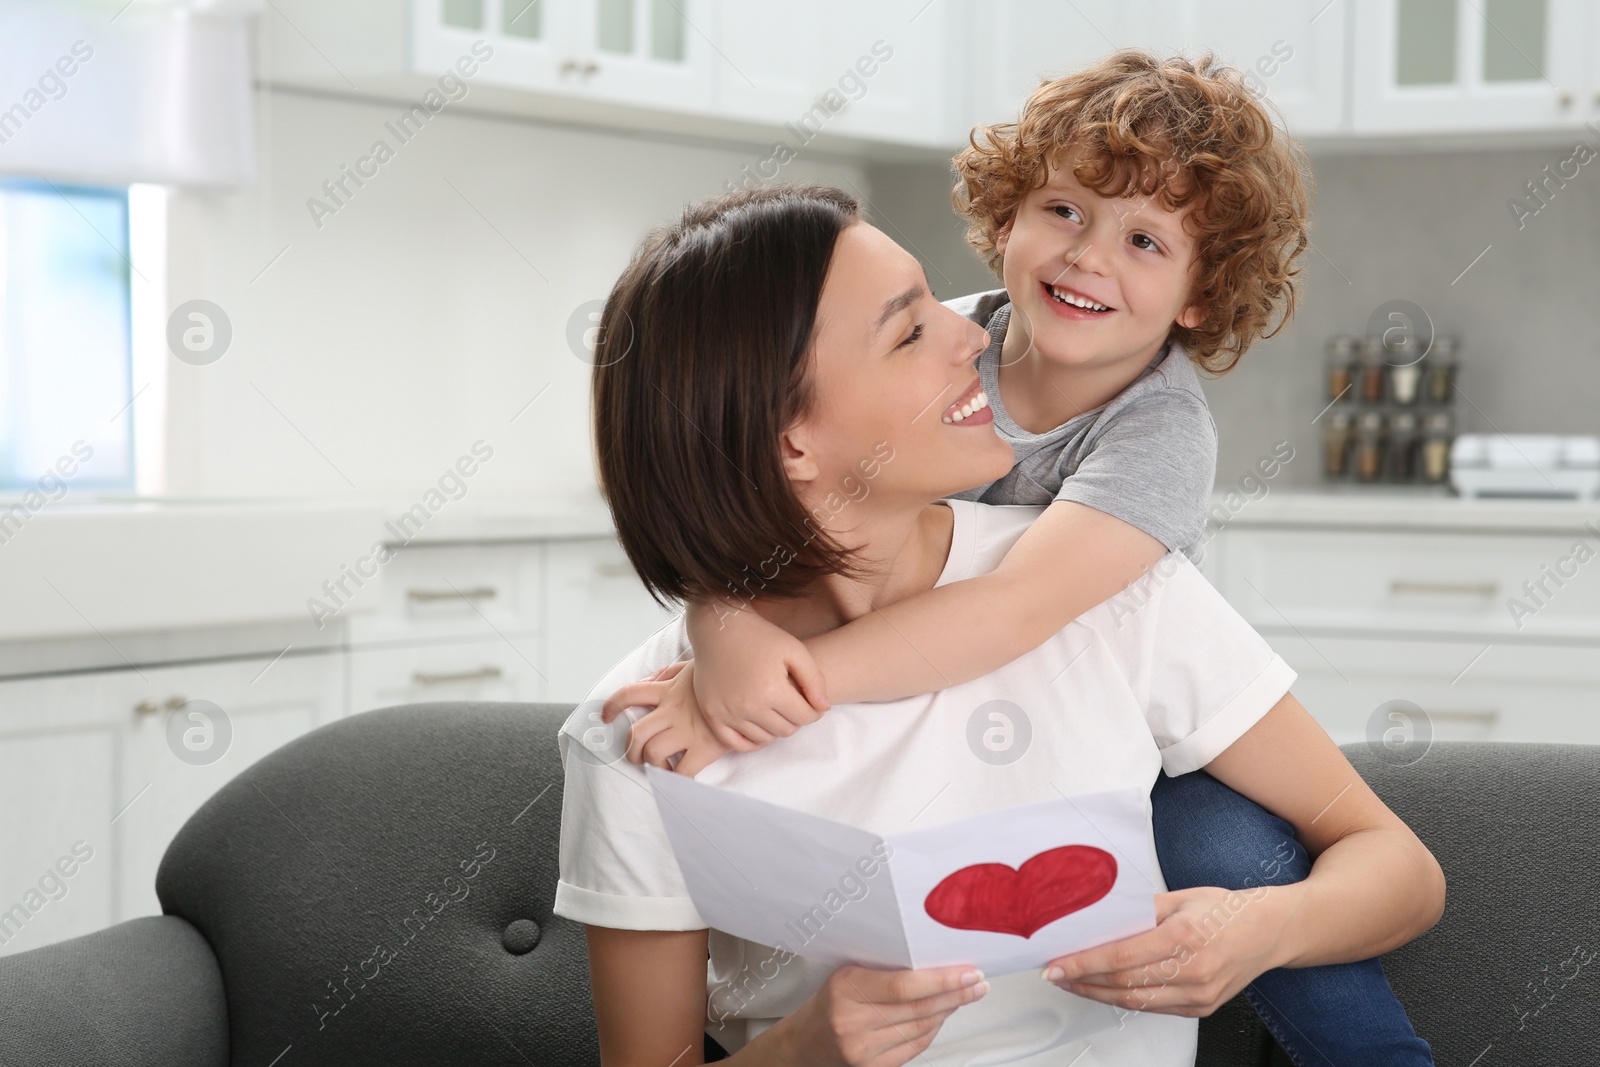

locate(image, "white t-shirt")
[[554, 499, 1296, 1066]]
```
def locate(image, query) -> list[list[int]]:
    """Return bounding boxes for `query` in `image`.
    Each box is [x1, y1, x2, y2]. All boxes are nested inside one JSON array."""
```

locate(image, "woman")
[[554, 185, 1444, 1065]]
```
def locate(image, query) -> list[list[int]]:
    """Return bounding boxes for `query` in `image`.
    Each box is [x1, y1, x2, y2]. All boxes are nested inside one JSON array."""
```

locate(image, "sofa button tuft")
[[502, 919, 542, 954]]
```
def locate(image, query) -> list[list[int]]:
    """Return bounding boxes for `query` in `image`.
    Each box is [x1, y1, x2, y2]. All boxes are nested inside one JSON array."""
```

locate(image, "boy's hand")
[[689, 603, 831, 749], [601, 660, 734, 777]]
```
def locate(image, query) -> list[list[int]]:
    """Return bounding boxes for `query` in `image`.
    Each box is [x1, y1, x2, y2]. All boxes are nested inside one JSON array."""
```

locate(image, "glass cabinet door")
[[1394, 0, 1550, 86], [414, 0, 571, 94], [412, 0, 709, 109], [569, 0, 710, 111], [1355, 0, 1589, 132]]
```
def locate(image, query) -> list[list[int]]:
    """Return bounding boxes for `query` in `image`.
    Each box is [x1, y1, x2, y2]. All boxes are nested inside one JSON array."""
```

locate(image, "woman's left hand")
[[1039, 886, 1289, 1017]]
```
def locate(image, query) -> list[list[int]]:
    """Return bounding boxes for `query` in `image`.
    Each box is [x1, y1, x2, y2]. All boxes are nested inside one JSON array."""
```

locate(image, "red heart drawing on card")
[[923, 845, 1117, 938]]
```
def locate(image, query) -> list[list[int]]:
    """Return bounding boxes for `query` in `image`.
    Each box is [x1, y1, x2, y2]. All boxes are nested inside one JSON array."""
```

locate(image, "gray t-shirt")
[[942, 289, 1216, 562]]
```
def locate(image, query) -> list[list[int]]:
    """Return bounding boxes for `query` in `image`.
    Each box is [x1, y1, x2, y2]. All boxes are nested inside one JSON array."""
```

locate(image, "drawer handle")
[[135, 696, 190, 716], [411, 666, 504, 686], [1426, 710, 1499, 726], [595, 562, 634, 578], [407, 586, 498, 603], [1388, 580, 1498, 597]]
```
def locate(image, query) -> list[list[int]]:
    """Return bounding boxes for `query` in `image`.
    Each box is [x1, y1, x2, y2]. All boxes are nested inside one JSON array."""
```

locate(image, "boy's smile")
[[993, 148, 1207, 431]]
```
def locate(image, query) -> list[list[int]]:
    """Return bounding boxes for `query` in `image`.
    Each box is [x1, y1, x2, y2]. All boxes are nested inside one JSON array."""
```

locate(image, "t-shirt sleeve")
[[551, 622, 708, 931], [1107, 555, 1297, 776], [1052, 389, 1217, 557]]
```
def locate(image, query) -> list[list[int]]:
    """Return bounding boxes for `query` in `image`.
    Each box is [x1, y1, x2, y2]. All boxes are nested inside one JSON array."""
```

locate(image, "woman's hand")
[[775, 963, 988, 1067], [687, 599, 831, 750], [1039, 886, 1288, 1018], [600, 660, 737, 776]]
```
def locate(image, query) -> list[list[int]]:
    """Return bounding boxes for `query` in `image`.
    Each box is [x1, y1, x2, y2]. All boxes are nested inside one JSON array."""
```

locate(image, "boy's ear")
[[995, 220, 1013, 256], [1176, 302, 1205, 330]]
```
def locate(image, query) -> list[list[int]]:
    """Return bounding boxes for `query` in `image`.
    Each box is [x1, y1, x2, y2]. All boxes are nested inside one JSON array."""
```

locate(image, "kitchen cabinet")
[[265, 0, 1600, 156], [348, 634, 546, 713], [412, 0, 963, 146], [345, 541, 543, 648], [412, 0, 714, 112], [0, 650, 343, 956], [709, 0, 963, 148], [1216, 526, 1600, 641], [1260, 632, 1600, 746], [972, 0, 1350, 137], [543, 538, 680, 703], [1351, 0, 1597, 134], [1207, 503, 1600, 748], [0, 529, 674, 957]]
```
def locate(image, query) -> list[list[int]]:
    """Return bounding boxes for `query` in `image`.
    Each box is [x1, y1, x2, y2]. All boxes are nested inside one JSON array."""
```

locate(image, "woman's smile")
[[941, 376, 992, 425]]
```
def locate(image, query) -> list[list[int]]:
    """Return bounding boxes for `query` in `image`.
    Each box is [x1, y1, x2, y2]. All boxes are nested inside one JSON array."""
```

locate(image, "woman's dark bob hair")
[[591, 184, 867, 608]]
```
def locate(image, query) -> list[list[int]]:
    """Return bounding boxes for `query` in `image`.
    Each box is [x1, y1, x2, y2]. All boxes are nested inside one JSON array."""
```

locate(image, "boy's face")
[[995, 148, 1205, 372]]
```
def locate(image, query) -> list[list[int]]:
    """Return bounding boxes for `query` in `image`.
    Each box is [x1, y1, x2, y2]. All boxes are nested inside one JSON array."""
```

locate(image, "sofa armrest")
[[0, 914, 228, 1067]]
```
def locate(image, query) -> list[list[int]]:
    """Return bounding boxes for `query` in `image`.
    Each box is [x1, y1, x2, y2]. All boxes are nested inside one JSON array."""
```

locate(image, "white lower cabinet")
[[1259, 632, 1600, 747], [348, 634, 546, 713], [1210, 521, 1600, 750], [543, 538, 681, 704], [1, 531, 676, 958], [0, 650, 343, 956]]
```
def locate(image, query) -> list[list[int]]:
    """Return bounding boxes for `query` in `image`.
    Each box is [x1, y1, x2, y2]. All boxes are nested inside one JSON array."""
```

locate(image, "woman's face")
[[782, 222, 1015, 518]]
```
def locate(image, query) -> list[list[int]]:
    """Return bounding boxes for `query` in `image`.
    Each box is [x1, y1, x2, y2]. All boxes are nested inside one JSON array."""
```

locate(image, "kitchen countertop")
[[6, 489, 1597, 674], [1209, 489, 1600, 536], [0, 495, 617, 658]]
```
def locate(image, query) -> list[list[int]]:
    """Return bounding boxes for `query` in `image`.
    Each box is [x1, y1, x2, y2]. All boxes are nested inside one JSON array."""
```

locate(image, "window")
[[0, 180, 135, 492]]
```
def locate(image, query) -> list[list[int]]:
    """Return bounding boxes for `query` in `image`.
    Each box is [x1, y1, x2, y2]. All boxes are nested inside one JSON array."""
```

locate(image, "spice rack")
[[1320, 333, 1466, 487]]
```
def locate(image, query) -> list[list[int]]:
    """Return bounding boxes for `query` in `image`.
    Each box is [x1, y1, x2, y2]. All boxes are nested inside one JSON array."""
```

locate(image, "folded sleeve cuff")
[[554, 880, 708, 931], [1159, 656, 1298, 776]]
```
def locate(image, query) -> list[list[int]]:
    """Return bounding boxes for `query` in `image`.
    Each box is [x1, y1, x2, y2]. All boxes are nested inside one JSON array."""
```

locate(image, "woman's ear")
[[779, 422, 820, 486]]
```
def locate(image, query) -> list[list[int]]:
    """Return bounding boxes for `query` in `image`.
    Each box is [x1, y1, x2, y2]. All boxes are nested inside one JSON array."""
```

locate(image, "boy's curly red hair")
[[953, 48, 1313, 373]]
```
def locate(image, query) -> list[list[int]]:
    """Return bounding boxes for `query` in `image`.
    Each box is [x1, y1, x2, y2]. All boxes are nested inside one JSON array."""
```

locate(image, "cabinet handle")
[[1427, 710, 1498, 725], [407, 586, 497, 603], [411, 666, 504, 687], [1559, 91, 1574, 109], [1388, 580, 1498, 597], [582, 60, 599, 77], [559, 57, 580, 75], [595, 562, 634, 578], [135, 696, 190, 715]]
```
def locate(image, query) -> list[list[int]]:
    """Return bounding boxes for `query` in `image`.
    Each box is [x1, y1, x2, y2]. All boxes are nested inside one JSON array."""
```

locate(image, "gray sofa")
[[2, 701, 1596, 1066]]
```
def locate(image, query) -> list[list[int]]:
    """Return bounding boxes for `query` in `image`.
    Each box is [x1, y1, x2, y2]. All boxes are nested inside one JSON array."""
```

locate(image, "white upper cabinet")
[[711, 0, 962, 147], [972, 1, 1127, 127], [1352, 0, 1594, 133], [272, 0, 1600, 150], [973, 1, 1349, 137], [412, 0, 715, 112], [1155, 0, 1349, 136]]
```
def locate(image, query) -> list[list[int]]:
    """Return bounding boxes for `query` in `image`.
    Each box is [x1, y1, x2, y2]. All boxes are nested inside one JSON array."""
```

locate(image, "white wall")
[[159, 87, 870, 502]]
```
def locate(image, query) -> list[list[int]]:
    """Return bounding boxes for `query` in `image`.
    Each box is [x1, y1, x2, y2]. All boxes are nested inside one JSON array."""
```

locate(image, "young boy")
[[603, 50, 1433, 1063]]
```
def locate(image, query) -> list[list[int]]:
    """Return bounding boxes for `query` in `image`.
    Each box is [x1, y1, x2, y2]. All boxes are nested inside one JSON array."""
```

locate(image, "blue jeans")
[[1151, 769, 1434, 1066]]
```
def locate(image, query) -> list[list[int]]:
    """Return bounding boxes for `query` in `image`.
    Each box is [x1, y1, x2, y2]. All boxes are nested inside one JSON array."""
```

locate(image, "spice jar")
[[1323, 410, 1354, 479], [1424, 335, 1459, 404], [1386, 335, 1423, 405], [1421, 411, 1455, 483], [1354, 411, 1385, 482], [1325, 335, 1356, 403], [1358, 337, 1386, 404], [1387, 411, 1420, 482]]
